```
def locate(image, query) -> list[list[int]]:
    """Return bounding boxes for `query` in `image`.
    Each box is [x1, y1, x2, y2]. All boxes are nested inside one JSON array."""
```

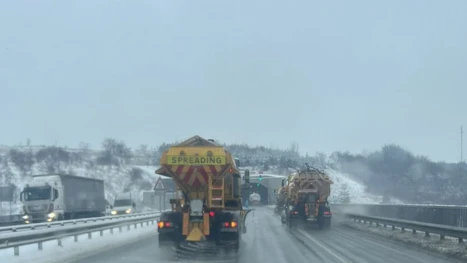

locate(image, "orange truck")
[[155, 136, 251, 252], [281, 164, 333, 229]]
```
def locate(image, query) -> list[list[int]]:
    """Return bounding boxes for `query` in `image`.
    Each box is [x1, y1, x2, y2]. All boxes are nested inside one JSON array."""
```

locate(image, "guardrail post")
[[110, 228, 114, 234], [140, 222, 143, 227], [134, 223, 137, 229], [401, 227, 405, 233], [14, 246, 19, 256], [58, 238, 62, 247], [152, 220, 154, 225], [147, 221, 149, 226], [88, 232, 92, 239], [459, 238, 463, 244], [100, 230, 104, 236], [392, 225, 395, 231], [127, 224, 130, 230], [425, 231, 429, 237], [74, 235, 78, 242], [440, 235, 445, 240], [38, 242, 43, 250]]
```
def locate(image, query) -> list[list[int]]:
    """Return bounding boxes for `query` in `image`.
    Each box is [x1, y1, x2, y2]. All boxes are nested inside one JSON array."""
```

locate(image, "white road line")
[[297, 229, 349, 263]]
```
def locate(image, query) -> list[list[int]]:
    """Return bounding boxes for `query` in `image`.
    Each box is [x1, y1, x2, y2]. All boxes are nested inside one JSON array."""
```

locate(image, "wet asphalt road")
[[75, 207, 463, 263]]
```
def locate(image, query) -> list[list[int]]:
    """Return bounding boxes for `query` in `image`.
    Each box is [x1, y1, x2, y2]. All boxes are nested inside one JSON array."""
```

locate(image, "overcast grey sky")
[[1, 0, 466, 162]]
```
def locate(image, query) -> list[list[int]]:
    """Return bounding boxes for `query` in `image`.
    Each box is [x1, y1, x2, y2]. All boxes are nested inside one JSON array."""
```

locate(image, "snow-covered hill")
[[0, 140, 403, 215]]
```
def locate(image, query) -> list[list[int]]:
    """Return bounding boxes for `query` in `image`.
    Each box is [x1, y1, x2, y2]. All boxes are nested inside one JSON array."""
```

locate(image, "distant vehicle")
[[110, 192, 136, 215], [249, 192, 261, 206], [280, 164, 333, 229], [20, 174, 106, 223]]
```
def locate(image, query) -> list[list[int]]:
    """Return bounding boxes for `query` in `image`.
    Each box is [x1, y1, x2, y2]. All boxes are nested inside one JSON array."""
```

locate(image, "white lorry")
[[20, 174, 107, 223]]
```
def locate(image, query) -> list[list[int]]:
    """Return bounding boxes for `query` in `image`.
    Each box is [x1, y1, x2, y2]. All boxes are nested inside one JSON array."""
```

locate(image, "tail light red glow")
[[324, 211, 331, 215], [209, 211, 215, 217], [158, 221, 172, 228], [222, 221, 237, 228]]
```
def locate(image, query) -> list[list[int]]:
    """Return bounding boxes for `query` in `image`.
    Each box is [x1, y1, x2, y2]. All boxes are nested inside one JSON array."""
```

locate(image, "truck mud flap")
[[240, 209, 254, 233], [172, 241, 238, 261]]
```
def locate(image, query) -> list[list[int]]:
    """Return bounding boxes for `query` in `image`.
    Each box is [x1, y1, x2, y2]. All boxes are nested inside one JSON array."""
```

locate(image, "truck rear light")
[[222, 221, 237, 228], [158, 221, 173, 228], [324, 211, 331, 215], [209, 211, 215, 217], [291, 211, 298, 215]]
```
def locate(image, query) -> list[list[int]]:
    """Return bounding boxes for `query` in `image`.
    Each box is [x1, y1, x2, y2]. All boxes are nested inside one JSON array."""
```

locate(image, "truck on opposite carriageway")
[[20, 174, 107, 223]]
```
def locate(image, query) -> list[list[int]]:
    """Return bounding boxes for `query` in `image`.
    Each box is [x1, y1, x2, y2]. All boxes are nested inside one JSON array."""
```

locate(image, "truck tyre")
[[318, 217, 325, 229], [318, 217, 331, 230], [287, 215, 293, 229]]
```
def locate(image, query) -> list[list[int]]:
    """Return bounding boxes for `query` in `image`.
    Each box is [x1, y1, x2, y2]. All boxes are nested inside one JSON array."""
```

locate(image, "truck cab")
[[20, 176, 63, 223], [111, 193, 136, 215]]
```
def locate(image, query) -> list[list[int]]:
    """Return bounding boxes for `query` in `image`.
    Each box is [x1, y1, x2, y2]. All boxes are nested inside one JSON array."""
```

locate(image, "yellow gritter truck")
[[280, 163, 333, 229], [155, 135, 251, 252]]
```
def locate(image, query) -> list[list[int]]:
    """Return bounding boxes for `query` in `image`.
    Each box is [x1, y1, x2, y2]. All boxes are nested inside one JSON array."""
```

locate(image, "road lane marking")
[[297, 229, 349, 263]]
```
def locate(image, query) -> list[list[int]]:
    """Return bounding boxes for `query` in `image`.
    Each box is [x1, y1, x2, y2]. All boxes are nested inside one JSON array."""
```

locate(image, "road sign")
[[0, 186, 14, 202], [244, 169, 250, 183], [154, 178, 166, 192]]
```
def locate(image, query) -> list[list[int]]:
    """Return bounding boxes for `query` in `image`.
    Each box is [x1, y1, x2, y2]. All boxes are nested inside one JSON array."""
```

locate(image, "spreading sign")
[[167, 155, 226, 165]]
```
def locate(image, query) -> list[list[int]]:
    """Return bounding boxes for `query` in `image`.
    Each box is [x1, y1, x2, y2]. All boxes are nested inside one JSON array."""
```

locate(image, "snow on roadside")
[[341, 219, 467, 261], [0, 220, 159, 263], [326, 169, 383, 204]]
